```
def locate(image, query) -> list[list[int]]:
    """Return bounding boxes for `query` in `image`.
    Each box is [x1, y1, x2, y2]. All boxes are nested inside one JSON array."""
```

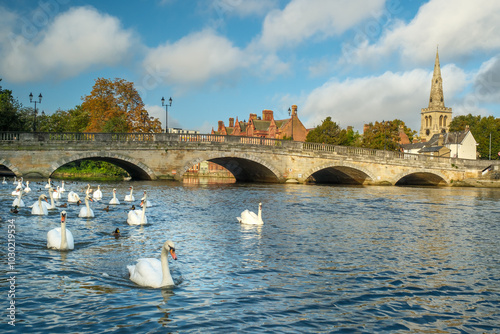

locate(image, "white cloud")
[[256, 0, 386, 50], [348, 0, 500, 65], [0, 6, 134, 83], [143, 29, 248, 87], [301, 65, 468, 132]]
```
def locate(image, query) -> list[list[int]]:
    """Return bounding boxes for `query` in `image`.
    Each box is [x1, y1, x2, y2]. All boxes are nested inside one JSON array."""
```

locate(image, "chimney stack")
[[229, 118, 234, 127]]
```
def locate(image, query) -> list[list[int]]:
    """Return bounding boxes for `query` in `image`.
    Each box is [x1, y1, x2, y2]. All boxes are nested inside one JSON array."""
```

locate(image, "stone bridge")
[[0, 132, 497, 186]]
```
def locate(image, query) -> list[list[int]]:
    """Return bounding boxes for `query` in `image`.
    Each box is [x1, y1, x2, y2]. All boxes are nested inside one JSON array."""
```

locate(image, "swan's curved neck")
[[258, 206, 262, 220], [160, 247, 173, 286], [129, 188, 133, 196], [38, 197, 44, 210], [85, 197, 90, 210], [140, 197, 147, 223], [113, 191, 117, 200], [60, 221, 67, 249], [49, 189, 54, 206]]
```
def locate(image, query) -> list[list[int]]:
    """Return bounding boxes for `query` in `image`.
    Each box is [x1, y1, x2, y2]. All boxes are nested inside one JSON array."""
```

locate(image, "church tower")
[[420, 47, 452, 141]]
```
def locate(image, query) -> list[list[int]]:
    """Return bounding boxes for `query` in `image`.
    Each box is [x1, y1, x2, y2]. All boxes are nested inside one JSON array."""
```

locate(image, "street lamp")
[[288, 107, 294, 141], [161, 96, 172, 133], [29, 92, 42, 132], [141, 111, 148, 131]]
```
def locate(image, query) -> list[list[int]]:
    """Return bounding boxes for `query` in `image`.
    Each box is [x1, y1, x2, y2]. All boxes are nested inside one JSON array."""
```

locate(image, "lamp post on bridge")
[[29, 92, 42, 132], [161, 96, 172, 133]]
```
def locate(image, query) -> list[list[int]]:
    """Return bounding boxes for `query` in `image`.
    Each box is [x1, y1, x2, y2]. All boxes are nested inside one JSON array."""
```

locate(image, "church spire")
[[428, 46, 445, 108]]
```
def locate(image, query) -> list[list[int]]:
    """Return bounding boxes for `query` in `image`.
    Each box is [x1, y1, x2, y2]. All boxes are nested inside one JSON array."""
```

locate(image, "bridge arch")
[[180, 152, 283, 183], [393, 170, 448, 186], [0, 158, 21, 176], [304, 162, 376, 185], [52, 152, 157, 180]]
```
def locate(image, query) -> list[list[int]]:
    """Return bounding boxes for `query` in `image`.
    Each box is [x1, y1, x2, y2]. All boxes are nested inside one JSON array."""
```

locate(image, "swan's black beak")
[[170, 248, 177, 260]]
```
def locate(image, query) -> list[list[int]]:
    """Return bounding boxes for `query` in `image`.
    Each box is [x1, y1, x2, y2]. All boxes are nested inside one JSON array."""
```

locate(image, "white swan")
[[52, 186, 62, 200], [31, 194, 49, 215], [67, 191, 80, 203], [124, 186, 134, 202], [12, 188, 25, 207], [2, 177, 6, 184], [127, 240, 177, 288], [237, 203, 263, 225], [47, 211, 74, 250], [59, 180, 65, 192], [93, 185, 103, 200], [45, 178, 52, 189], [43, 187, 56, 210], [12, 176, 16, 185], [78, 194, 94, 218], [23, 181, 31, 193], [127, 192, 147, 225], [109, 188, 120, 205], [15, 180, 23, 191], [11, 187, 21, 196], [140, 190, 153, 207], [85, 184, 92, 196]]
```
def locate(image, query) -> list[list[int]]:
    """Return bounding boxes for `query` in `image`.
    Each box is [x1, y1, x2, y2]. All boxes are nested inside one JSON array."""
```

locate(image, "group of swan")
[[5, 177, 181, 289]]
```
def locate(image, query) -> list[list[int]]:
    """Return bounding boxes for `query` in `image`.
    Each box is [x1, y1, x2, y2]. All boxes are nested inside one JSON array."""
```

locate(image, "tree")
[[450, 114, 500, 160], [81, 78, 162, 133], [0, 79, 30, 131], [361, 120, 401, 150], [306, 117, 359, 146]]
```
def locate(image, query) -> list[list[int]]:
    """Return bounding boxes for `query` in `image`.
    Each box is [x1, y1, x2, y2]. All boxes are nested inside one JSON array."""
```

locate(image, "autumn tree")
[[81, 78, 162, 133], [361, 120, 403, 150], [306, 117, 360, 146]]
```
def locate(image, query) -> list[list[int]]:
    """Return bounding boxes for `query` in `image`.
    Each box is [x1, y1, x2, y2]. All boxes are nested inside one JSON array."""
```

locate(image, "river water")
[[1, 179, 499, 333]]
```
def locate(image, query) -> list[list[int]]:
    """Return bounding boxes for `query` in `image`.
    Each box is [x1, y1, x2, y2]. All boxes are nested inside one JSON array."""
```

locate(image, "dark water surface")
[[1, 180, 499, 333]]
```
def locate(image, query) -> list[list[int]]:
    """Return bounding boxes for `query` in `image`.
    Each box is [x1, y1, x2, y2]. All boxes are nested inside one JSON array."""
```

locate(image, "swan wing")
[[128, 258, 162, 288]]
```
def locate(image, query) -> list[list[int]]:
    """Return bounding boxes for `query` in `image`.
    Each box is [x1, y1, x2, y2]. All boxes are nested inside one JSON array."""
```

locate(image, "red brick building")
[[212, 105, 309, 141]]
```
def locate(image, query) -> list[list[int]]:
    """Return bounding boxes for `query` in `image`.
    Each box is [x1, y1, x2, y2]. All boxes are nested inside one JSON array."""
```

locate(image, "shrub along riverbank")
[[51, 161, 130, 181]]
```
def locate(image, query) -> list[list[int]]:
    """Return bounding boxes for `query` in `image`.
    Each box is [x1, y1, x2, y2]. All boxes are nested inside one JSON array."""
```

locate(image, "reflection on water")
[[182, 177, 235, 185], [0, 180, 499, 333]]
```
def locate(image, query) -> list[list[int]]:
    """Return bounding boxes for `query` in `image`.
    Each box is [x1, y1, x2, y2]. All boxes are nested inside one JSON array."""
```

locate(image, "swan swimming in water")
[[124, 186, 134, 202], [2, 177, 6, 184], [42, 187, 57, 210], [67, 191, 80, 203], [237, 203, 264, 225], [127, 240, 177, 288], [79, 194, 94, 218], [139, 190, 153, 207], [45, 178, 52, 189], [52, 186, 62, 200], [12, 188, 25, 207], [47, 211, 74, 250], [23, 181, 31, 193], [93, 185, 103, 201], [59, 180, 65, 192], [31, 194, 49, 215], [127, 192, 147, 225], [109, 188, 120, 205]]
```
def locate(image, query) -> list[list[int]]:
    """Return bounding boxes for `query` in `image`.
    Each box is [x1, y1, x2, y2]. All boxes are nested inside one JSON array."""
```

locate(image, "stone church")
[[419, 47, 452, 141]]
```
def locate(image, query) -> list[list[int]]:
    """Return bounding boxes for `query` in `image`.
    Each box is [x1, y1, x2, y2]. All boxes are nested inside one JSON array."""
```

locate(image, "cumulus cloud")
[[0, 6, 134, 83], [256, 0, 386, 50], [142, 29, 248, 88], [301, 65, 468, 132], [347, 0, 500, 65]]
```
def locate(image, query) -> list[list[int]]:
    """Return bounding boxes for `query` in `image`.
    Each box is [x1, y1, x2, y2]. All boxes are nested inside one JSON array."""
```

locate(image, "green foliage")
[[450, 114, 500, 160], [56, 160, 129, 178], [361, 120, 402, 150], [306, 117, 360, 146], [0, 80, 30, 131]]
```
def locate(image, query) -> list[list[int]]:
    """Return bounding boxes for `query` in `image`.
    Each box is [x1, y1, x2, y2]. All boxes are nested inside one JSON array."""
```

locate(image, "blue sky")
[[1, 0, 499, 133]]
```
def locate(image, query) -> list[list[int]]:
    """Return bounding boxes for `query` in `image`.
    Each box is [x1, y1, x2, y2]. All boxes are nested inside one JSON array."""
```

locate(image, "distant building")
[[402, 126, 477, 159], [169, 128, 199, 134], [212, 105, 309, 141], [420, 47, 452, 141]]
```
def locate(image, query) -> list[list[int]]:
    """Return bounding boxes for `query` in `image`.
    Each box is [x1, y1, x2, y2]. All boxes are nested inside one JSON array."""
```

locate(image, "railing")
[[0, 131, 480, 165]]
